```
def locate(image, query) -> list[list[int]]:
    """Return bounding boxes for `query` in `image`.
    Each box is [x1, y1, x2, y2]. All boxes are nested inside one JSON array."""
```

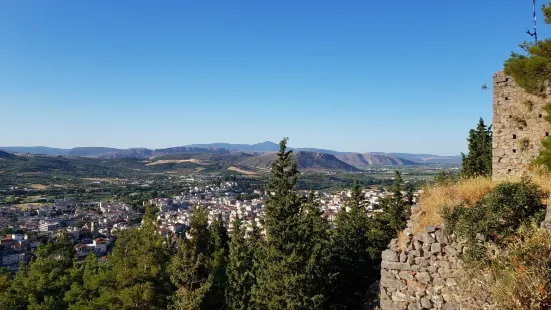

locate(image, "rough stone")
[[399, 271, 415, 281], [400, 251, 408, 263], [383, 250, 399, 262], [420, 297, 432, 309], [424, 226, 437, 233], [435, 229, 449, 244], [415, 257, 430, 267], [415, 272, 431, 284], [392, 291, 415, 303], [430, 243, 442, 254], [407, 302, 422, 310]]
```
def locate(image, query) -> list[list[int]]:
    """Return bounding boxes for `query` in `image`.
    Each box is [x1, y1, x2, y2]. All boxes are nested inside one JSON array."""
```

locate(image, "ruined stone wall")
[[378, 212, 494, 310], [492, 71, 551, 179]]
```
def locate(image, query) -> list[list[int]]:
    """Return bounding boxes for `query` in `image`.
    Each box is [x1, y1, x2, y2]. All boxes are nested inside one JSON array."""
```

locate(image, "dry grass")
[[414, 174, 551, 234], [145, 159, 209, 166], [30, 184, 47, 189], [227, 166, 258, 175]]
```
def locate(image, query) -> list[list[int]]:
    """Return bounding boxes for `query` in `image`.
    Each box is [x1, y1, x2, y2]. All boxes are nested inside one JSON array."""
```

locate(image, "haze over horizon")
[[0, 1, 540, 155]]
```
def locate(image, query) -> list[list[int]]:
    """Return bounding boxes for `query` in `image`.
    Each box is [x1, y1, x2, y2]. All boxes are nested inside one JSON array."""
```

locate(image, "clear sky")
[[0, 1, 544, 155]]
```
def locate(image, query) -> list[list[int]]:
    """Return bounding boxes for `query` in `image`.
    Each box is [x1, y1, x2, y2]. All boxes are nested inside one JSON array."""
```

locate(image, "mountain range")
[[0, 142, 462, 166]]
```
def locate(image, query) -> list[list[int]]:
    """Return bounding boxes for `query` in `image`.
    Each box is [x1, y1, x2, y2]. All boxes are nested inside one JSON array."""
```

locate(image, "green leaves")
[[461, 118, 492, 179]]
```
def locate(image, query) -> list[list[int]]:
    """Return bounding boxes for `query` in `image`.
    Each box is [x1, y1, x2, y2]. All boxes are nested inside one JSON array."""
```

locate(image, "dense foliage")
[[441, 180, 547, 262], [0, 138, 404, 310], [460, 118, 492, 178]]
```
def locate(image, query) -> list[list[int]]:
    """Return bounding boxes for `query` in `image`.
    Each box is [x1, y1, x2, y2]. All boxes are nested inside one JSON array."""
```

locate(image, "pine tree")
[[252, 138, 326, 309], [378, 171, 411, 234], [226, 217, 255, 310], [93, 206, 173, 309], [204, 214, 229, 309], [169, 206, 212, 310], [329, 185, 374, 310], [64, 253, 103, 310], [9, 231, 76, 310], [460, 118, 492, 178]]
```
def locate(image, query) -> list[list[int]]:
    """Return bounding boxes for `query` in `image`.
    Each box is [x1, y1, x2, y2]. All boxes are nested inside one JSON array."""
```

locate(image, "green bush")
[[441, 181, 547, 261]]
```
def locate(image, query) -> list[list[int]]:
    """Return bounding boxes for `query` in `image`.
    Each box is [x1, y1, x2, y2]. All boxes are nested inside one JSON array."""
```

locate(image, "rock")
[[416, 272, 431, 284], [431, 295, 444, 308], [392, 291, 415, 303], [415, 257, 430, 267], [475, 233, 486, 242], [407, 253, 415, 264], [430, 243, 442, 254], [435, 229, 449, 244], [420, 297, 432, 309], [420, 232, 436, 244], [399, 271, 414, 281], [438, 261, 450, 269], [389, 238, 398, 250], [383, 249, 399, 262], [400, 251, 408, 263], [380, 299, 407, 310], [444, 245, 458, 256], [424, 226, 437, 233], [408, 302, 422, 310], [381, 277, 405, 291], [413, 240, 423, 250], [427, 266, 438, 273], [446, 278, 458, 287], [442, 301, 459, 310]]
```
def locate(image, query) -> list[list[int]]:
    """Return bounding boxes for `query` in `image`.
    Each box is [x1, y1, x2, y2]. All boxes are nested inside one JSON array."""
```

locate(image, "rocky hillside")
[[96, 147, 232, 159], [239, 151, 360, 172], [336, 153, 417, 166], [0, 150, 14, 159], [68, 147, 121, 157]]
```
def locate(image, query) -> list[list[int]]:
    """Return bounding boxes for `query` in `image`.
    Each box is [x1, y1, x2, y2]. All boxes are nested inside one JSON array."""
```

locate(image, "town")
[[0, 175, 419, 273]]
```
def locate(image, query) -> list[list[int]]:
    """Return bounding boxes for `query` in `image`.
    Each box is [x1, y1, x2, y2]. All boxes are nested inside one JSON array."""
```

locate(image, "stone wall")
[[492, 71, 551, 179], [379, 225, 466, 310]]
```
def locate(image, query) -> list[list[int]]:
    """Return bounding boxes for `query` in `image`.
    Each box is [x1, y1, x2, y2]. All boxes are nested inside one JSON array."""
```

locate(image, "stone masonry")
[[379, 208, 494, 310], [492, 71, 551, 179]]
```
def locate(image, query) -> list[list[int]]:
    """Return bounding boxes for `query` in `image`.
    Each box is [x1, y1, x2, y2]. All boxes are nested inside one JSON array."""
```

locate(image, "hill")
[[68, 147, 121, 157], [0, 146, 71, 156], [0, 150, 14, 159], [336, 153, 417, 166], [239, 151, 360, 172], [97, 147, 233, 159], [186, 141, 279, 152], [376, 152, 462, 165]]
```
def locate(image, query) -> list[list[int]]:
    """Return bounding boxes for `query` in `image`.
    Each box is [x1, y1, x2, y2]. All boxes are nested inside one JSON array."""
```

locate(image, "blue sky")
[[0, 1, 543, 155]]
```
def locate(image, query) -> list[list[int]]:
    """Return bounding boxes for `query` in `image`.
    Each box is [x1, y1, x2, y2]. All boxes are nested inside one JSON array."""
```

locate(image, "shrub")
[[469, 225, 551, 309], [441, 181, 547, 261]]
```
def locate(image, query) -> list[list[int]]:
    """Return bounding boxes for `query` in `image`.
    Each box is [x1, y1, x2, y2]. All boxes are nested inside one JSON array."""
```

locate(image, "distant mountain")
[[186, 141, 280, 152], [239, 151, 360, 172], [0, 146, 70, 156], [97, 146, 232, 159], [0, 150, 14, 159], [68, 147, 121, 157], [294, 148, 343, 156], [336, 153, 417, 166], [373, 153, 462, 165]]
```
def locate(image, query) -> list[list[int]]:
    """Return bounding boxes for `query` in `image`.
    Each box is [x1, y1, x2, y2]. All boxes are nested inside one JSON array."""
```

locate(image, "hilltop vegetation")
[[239, 151, 361, 172], [336, 153, 417, 166]]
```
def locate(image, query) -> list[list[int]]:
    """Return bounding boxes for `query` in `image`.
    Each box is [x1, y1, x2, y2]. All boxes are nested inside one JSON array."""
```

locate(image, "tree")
[[378, 171, 411, 234], [93, 206, 172, 309], [169, 206, 212, 310], [461, 118, 492, 178], [8, 231, 76, 310], [329, 185, 375, 309], [204, 214, 229, 310], [226, 217, 255, 310], [64, 253, 103, 310], [252, 138, 326, 309]]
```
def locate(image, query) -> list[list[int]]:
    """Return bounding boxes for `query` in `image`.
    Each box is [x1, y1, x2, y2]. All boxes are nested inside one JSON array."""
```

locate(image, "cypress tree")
[[204, 214, 229, 310], [329, 185, 374, 310], [169, 206, 212, 310], [460, 118, 492, 178], [226, 217, 255, 310], [378, 171, 411, 234], [252, 138, 325, 309], [93, 206, 172, 309]]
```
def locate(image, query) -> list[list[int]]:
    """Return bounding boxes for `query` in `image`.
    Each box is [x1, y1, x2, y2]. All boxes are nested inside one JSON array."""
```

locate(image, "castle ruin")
[[492, 71, 551, 178]]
